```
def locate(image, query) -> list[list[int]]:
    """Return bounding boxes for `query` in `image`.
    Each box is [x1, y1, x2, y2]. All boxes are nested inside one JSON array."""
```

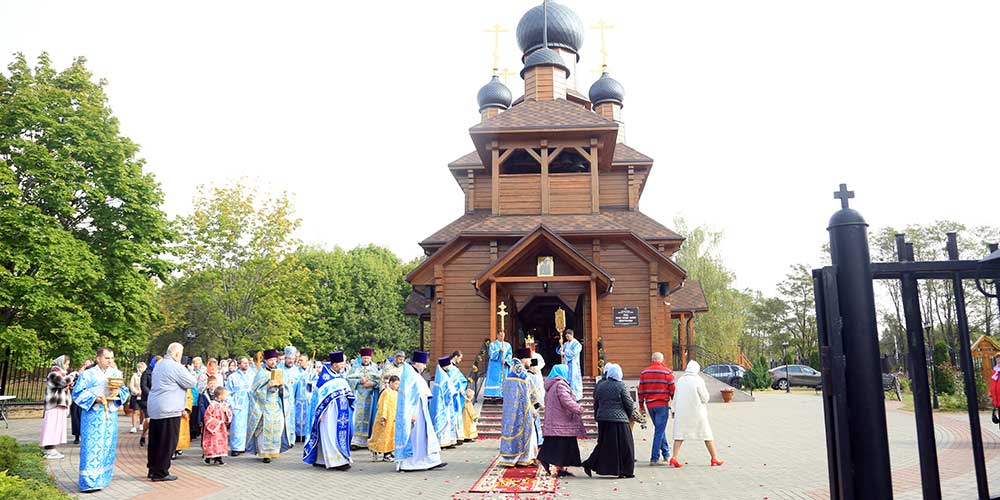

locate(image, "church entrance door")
[[516, 296, 580, 375]]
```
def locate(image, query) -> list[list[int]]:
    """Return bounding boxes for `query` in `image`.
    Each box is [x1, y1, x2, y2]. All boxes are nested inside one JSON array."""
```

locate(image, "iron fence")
[[0, 351, 146, 405]]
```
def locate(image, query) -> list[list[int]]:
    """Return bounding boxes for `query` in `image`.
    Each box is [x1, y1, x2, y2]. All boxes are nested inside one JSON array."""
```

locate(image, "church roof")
[[471, 98, 616, 132], [403, 290, 431, 317], [419, 210, 683, 248], [447, 142, 652, 169], [670, 280, 709, 313]]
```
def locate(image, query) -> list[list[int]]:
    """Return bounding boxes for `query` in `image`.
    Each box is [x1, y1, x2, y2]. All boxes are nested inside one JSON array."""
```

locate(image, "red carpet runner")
[[468, 455, 559, 494]]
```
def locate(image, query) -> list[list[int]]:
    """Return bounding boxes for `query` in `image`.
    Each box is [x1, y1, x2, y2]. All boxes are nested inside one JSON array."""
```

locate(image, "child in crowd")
[[368, 375, 400, 461], [202, 386, 232, 465], [463, 388, 478, 441]]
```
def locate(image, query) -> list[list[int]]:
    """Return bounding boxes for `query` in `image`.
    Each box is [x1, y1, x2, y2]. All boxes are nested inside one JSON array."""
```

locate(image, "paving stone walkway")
[[3, 393, 999, 499]]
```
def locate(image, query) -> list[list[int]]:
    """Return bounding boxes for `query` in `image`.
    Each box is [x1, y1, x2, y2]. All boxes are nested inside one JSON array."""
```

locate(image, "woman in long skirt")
[[40, 355, 77, 459], [670, 361, 724, 467], [537, 364, 585, 477], [582, 363, 638, 479]]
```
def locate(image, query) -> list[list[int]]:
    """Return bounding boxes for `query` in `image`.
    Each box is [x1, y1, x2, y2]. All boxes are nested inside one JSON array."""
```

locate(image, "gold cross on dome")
[[591, 19, 614, 71], [497, 301, 508, 333], [485, 23, 509, 75], [499, 67, 514, 86]]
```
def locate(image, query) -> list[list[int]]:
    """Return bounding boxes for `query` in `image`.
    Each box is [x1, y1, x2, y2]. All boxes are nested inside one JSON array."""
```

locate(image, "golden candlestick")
[[555, 307, 567, 363]]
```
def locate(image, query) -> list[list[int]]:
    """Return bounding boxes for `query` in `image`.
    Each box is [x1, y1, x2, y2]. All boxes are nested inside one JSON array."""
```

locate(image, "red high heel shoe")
[[669, 458, 683, 468], [711, 458, 725, 467]]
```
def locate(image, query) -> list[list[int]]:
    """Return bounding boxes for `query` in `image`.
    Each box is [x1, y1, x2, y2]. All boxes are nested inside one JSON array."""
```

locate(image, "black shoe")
[[229, 451, 237, 457], [175, 450, 183, 456], [331, 464, 351, 471], [204, 458, 211, 465], [584, 466, 592, 477], [139, 437, 145, 447], [73, 437, 80, 445], [428, 462, 448, 470], [151, 475, 177, 482], [262, 458, 271, 464], [541, 462, 551, 475], [214, 458, 224, 465]]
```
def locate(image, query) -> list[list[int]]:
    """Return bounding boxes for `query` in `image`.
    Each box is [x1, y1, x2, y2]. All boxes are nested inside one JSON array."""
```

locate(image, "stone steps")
[[476, 377, 599, 439]]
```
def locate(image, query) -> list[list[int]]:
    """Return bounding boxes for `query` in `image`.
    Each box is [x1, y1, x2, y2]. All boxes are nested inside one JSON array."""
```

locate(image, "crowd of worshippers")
[[39, 334, 723, 492]]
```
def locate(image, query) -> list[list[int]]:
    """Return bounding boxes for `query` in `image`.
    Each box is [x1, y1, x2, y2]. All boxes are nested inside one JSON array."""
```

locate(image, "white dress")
[[672, 371, 714, 441]]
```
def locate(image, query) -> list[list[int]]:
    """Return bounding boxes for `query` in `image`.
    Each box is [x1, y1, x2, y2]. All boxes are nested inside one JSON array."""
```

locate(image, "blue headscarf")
[[547, 364, 570, 380], [604, 363, 623, 381]]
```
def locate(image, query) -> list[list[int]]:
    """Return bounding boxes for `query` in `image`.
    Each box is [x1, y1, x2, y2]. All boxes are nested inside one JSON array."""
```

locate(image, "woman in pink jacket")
[[537, 364, 586, 477]]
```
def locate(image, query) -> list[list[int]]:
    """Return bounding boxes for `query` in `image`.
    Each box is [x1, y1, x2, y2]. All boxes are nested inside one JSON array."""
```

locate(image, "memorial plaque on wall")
[[612, 307, 639, 327]]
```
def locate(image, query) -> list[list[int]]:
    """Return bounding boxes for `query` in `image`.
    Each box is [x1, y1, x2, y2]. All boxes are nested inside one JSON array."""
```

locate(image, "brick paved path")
[[3, 393, 999, 499]]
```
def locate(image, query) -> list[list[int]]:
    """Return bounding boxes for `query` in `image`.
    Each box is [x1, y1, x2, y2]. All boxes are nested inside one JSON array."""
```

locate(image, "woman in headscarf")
[[669, 360, 724, 467], [582, 363, 638, 478], [41, 355, 78, 459], [537, 364, 585, 477]]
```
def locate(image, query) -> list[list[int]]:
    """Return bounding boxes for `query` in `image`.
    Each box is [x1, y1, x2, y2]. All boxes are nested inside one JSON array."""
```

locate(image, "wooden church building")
[[406, 1, 708, 377]]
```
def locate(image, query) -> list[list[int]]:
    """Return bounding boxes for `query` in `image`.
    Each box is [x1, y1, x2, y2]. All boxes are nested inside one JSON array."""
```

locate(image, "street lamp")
[[781, 341, 791, 393], [923, 322, 939, 410]]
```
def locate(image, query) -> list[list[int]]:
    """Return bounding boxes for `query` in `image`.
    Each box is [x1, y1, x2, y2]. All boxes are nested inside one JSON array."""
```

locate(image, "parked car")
[[703, 364, 746, 389], [769, 364, 822, 390]]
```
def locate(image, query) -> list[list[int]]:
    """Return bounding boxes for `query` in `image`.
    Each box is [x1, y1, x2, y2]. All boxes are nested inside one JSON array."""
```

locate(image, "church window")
[[500, 149, 541, 174], [549, 148, 591, 174]]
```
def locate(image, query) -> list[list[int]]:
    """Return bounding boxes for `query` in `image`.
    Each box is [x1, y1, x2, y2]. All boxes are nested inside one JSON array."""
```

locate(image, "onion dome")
[[520, 47, 570, 78], [589, 72, 625, 107], [477, 75, 513, 112], [516, 1, 585, 59]]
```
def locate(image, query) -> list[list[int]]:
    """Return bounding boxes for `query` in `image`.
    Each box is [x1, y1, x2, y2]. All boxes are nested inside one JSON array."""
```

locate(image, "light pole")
[[923, 322, 939, 410], [782, 341, 791, 393]]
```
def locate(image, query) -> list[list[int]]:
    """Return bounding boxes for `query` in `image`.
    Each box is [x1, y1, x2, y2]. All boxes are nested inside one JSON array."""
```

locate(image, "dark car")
[[703, 364, 746, 389], [769, 364, 822, 390]]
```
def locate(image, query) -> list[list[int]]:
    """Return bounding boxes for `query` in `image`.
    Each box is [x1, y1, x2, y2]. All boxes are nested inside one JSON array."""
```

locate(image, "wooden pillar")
[[589, 139, 600, 213], [490, 281, 497, 342], [466, 169, 475, 213], [540, 140, 550, 214], [491, 142, 500, 215], [627, 166, 636, 210], [433, 265, 445, 362], [687, 316, 696, 362], [678, 313, 687, 366], [589, 279, 599, 376], [649, 261, 669, 365], [419, 319, 426, 351]]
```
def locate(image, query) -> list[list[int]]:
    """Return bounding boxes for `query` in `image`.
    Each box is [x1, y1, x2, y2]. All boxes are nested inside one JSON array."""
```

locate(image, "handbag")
[[992, 408, 999, 425]]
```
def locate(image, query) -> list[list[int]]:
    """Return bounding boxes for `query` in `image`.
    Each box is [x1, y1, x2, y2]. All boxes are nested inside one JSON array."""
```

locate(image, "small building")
[[971, 335, 1000, 384], [406, 1, 708, 377]]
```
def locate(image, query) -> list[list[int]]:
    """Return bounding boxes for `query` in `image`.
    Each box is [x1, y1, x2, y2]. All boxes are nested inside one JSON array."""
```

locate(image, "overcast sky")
[[2, 0, 999, 295]]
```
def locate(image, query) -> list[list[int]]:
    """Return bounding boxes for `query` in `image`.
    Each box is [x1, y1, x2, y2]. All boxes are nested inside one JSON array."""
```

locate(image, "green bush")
[[808, 351, 821, 370], [0, 437, 17, 475], [932, 341, 950, 366], [744, 355, 772, 391], [933, 362, 959, 395], [0, 471, 72, 500]]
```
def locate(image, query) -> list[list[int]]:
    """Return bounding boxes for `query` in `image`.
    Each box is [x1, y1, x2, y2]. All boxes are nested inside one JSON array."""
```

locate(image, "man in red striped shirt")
[[638, 352, 675, 466]]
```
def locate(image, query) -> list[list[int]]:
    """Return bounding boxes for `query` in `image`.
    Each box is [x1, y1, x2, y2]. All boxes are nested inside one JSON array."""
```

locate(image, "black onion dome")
[[520, 48, 570, 78], [589, 72, 625, 107], [516, 1, 585, 59], [477, 75, 513, 111]]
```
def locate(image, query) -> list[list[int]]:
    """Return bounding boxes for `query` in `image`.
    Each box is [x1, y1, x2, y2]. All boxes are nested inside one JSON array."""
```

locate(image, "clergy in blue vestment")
[[303, 352, 355, 470], [293, 354, 317, 443], [429, 357, 459, 448], [225, 356, 254, 454], [346, 347, 382, 448], [72, 348, 130, 492], [498, 352, 540, 467], [395, 351, 447, 472], [448, 351, 469, 442], [245, 349, 295, 463], [483, 330, 512, 400], [280, 346, 305, 441], [557, 331, 584, 400]]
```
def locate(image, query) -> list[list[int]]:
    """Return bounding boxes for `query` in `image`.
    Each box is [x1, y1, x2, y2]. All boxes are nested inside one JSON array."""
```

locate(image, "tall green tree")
[[152, 183, 313, 357], [672, 217, 751, 361], [776, 264, 817, 360], [298, 245, 420, 357], [0, 53, 172, 367]]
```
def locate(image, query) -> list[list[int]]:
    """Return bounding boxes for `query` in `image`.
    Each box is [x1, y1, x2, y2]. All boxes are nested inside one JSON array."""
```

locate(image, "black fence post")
[[947, 233, 990, 499], [897, 235, 942, 500], [827, 184, 893, 499]]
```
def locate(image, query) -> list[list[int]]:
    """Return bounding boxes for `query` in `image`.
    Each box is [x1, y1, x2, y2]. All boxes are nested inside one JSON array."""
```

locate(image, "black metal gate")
[[814, 184, 1000, 500]]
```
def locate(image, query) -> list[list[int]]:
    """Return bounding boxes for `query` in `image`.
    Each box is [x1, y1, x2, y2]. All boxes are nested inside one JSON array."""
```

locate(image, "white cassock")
[[395, 363, 442, 471]]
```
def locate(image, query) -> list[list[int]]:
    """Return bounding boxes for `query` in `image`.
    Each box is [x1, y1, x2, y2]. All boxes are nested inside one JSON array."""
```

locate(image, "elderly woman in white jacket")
[[669, 361, 724, 467]]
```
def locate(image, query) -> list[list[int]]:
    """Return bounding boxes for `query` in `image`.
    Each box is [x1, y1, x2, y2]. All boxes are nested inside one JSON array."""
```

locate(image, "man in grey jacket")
[[146, 342, 197, 482]]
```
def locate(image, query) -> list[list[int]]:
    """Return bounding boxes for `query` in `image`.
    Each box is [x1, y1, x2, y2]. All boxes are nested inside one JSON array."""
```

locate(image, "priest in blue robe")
[[225, 356, 254, 455], [448, 351, 469, 442], [395, 351, 447, 472], [499, 350, 540, 467], [293, 354, 317, 443], [557, 330, 584, 400], [346, 347, 381, 448], [246, 349, 294, 463], [429, 356, 459, 448], [303, 352, 355, 470], [279, 346, 304, 440], [73, 348, 129, 492], [483, 330, 512, 400]]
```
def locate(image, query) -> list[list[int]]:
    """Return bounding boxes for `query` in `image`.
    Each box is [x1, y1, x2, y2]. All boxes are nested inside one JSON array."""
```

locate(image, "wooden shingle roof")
[[670, 281, 709, 313], [419, 210, 683, 247], [470, 99, 618, 132]]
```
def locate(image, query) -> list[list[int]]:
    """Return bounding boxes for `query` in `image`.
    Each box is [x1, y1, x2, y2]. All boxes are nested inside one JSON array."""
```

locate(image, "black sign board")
[[612, 307, 639, 327]]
